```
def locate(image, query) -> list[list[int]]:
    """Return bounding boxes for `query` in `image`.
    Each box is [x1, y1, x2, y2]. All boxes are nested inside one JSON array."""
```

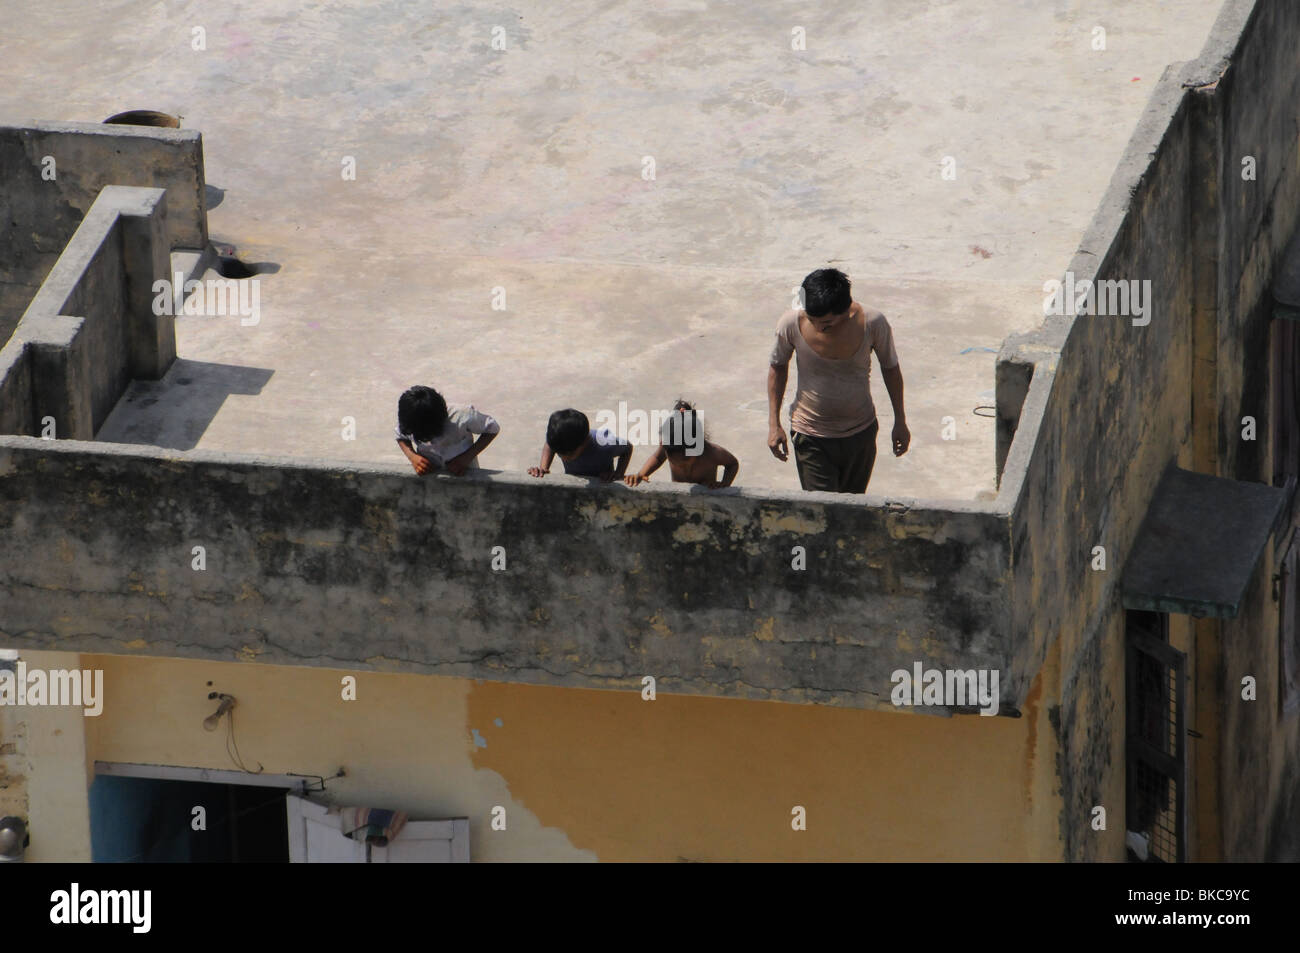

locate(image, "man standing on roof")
[[767, 268, 910, 493]]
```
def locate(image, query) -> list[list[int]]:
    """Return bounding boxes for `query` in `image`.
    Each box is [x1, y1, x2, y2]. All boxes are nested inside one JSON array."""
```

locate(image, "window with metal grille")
[[1125, 610, 1186, 863]]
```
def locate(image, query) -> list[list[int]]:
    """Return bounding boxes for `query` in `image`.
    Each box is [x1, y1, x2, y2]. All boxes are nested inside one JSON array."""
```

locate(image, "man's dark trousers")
[[791, 419, 879, 493]]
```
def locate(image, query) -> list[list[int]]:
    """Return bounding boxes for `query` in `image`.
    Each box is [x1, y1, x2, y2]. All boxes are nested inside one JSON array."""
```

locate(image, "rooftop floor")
[[1, 0, 1223, 499]]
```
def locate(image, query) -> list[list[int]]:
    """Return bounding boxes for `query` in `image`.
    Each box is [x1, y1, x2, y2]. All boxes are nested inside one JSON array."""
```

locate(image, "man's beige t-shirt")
[[768, 308, 899, 439]]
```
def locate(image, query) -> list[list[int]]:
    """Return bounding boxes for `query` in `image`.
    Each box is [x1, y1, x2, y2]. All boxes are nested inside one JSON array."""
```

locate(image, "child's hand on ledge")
[[527, 467, 548, 478], [410, 456, 433, 476], [624, 474, 645, 487]]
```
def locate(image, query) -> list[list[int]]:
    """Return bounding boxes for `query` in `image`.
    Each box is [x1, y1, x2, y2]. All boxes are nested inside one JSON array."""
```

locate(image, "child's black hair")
[[398, 386, 449, 442], [801, 268, 852, 318], [661, 400, 702, 456], [547, 408, 590, 455]]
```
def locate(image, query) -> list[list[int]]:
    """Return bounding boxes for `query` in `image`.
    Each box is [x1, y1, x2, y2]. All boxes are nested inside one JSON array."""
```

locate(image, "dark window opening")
[[89, 774, 290, 863]]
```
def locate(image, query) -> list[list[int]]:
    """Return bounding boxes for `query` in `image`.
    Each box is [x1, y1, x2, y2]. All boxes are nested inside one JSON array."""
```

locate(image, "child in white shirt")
[[395, 385, 499, 476]]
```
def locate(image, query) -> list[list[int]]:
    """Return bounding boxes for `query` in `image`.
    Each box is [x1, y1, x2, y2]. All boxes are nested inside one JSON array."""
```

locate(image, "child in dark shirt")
[[528, 409, 632, 482]]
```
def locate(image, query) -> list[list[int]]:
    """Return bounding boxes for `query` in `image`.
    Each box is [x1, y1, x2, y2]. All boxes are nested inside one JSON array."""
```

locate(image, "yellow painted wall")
[[0, 688, 26, 821], [5, 650, 94, 862], [467, 667, 1055, 861], [10, 650, 1066, 862]]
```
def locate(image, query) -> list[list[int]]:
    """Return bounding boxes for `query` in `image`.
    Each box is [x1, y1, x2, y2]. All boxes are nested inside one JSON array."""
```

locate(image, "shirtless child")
[[624, 401, 739, 489]]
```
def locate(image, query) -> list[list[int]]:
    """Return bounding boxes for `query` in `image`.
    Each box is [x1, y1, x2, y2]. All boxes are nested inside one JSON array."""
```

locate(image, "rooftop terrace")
[[0, 0, 1223, 500]]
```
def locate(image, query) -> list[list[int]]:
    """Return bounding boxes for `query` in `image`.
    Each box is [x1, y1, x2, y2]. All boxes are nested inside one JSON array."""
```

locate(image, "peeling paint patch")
[[577, 500, 658, 529], [672, 522, 712, 544], [472, 728, 488, 749], [493, 718, 503, 727], [760, 509, 827, 536]]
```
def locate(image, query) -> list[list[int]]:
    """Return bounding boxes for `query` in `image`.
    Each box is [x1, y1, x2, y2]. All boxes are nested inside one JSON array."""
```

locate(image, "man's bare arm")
[[881, 364, 910, 456], [767, 363, 790, 461]]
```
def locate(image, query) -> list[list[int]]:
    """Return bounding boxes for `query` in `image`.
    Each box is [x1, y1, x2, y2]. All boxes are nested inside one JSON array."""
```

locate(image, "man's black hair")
[[398, 386, 449, 442], [801, 268, 852, 318], [547, 408, 590, 455]]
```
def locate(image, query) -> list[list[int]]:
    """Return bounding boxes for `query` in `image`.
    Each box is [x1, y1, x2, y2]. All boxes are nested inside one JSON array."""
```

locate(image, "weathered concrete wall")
[[1216, 565, 1300, 860], [1202, 0, 1300, 860], [0, 436, 1012, 713], [0, 119, 205, 341], [0, 341, 32, 436], [3, 185, 174, 439], [995, 0, 1300, 860], [1003, 65, 1199, 861], [1211, 0, 1300, 486]]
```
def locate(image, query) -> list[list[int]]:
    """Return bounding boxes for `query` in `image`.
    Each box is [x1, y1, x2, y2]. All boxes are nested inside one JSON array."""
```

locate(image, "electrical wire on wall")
[[224, 705, 262, 775], [203, 692, 262, 774]]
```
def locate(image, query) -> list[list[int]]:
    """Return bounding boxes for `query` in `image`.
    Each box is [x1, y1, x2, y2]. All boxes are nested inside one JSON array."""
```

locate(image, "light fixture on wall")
[[0, 816, 28, 862], [203, 692, 236, 731]]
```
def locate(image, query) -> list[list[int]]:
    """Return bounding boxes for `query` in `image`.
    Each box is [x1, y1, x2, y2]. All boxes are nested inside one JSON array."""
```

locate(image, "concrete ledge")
[[0, 434, 1014, 713]]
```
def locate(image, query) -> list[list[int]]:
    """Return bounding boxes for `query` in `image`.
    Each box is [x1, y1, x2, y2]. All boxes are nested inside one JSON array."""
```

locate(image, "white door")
[[286, 794, 366, 863], [370, 819, 470, 863], [286, 795, 470, 863]]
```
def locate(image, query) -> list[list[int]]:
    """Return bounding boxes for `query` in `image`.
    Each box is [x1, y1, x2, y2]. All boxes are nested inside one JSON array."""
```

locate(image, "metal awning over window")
[[1122, 466, 1288, 618]]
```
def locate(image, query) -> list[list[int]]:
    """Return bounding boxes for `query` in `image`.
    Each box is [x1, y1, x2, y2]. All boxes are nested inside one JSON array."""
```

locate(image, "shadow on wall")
[[95, 358, 274, 450]]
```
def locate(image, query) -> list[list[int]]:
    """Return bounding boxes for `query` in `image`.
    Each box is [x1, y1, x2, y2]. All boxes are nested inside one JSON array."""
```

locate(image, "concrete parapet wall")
[[4, 185, 174, 439], [0, 436, 1012, 713], [0, 119, 205, 339]]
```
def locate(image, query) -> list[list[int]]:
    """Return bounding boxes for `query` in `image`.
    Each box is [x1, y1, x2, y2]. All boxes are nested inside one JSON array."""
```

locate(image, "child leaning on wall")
[[624, 401, 738, 489], [395, 385, 499, 476], [528, 408, 632, 482]]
